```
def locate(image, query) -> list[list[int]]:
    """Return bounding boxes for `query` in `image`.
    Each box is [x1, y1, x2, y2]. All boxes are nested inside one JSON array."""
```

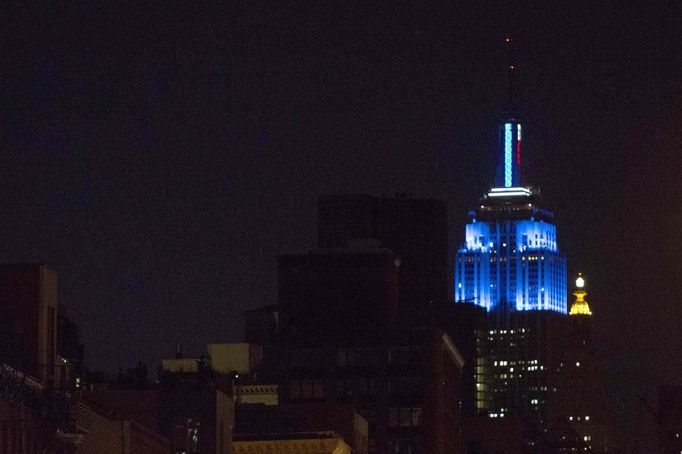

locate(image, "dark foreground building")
[[0, 264, 169, 453], [0, 264, 59, 385], [274, 247, 464, 454]]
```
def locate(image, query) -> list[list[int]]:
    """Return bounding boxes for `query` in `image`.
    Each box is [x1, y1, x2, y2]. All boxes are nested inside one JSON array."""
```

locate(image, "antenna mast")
[[505, 36, 516, 110]]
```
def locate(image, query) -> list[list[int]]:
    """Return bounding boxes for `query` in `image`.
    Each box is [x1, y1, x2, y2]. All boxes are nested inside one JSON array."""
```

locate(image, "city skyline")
[[3, 3, 681, 447]]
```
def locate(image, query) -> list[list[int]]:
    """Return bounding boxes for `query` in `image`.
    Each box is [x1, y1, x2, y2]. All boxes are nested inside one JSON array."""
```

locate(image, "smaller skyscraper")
[[555, 275, 612, 452]]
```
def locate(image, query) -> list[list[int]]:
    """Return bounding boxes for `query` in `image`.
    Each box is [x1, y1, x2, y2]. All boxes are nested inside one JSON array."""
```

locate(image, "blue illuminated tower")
[[454, 41, 566, 317], [454, 184, 567, 315], [453, 39, 570, 426]]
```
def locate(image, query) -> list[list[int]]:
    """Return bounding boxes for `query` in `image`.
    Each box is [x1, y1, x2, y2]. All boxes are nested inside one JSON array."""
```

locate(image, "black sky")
[[2, 1, 681, 442]]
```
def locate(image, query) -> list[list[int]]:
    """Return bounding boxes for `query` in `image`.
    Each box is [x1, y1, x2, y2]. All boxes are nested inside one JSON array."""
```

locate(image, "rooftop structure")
[[569, 274, 592, 316]]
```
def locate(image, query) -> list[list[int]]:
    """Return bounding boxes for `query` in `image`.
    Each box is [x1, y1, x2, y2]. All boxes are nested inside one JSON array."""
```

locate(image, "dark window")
[[290, 379, 325, 400]]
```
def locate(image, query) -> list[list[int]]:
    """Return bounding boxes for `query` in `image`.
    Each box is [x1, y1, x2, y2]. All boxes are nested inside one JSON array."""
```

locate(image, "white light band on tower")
[[504, 123, 512, 187]]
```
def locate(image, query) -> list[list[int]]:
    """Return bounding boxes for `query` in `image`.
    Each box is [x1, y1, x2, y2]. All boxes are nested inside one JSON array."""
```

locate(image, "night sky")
[[3, 1, 681, 441]]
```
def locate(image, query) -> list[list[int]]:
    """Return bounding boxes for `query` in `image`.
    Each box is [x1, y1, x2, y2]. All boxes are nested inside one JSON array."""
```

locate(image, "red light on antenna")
[[505, 37, 512, 43], [509, 65, 515, 70]]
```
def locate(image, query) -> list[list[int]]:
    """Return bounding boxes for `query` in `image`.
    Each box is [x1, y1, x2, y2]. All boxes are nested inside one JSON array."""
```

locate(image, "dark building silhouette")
[[0, 264, 58, 385], [278, 249, 400, 344], [244, 303, 279, 347], [57, 313, 84, 386], [318, 194, 448, 313], [274, 247, 464, 454], [0, 264, 169, 452], [158, 368, 234, 454], [657, 385, 682, 454], [273, 327, 464, 454], [419, 301, 490, 418], [0, 364, 71, 453]]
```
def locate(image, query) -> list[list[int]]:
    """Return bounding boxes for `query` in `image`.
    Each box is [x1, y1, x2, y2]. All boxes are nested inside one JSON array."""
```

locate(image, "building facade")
[[555, 276, 613, 452]]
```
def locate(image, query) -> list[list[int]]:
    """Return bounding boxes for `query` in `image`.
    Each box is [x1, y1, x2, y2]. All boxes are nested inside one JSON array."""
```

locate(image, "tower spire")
[[505, 36, 516, 110], [495, 36, 522, 188]]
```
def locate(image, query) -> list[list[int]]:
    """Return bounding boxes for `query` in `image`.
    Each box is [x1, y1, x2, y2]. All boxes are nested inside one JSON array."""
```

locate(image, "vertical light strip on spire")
[[516, 124, 522, 170], [504, 123, 513, 187]]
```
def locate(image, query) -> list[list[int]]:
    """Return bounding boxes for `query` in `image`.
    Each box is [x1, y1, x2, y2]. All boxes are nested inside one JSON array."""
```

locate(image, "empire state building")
[[454, 112, 567, 316], [453, 41, 570, 424], [455, 37, 567, 317]]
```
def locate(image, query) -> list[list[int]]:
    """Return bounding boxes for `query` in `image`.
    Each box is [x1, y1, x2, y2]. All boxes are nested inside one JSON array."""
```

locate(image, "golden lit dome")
[[569, 273, 592, 316]]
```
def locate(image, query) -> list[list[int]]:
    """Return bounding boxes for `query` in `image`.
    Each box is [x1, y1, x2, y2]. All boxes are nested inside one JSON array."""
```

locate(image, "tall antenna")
[[495, 36, 522, 188], [505, 36, 516, 110]]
